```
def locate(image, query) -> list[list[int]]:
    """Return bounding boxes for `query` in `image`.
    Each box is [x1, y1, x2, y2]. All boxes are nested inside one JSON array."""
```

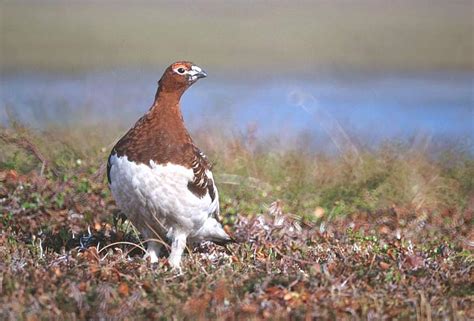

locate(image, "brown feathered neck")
[[110, 78, 194, 169], [151, 84, 187, 119]]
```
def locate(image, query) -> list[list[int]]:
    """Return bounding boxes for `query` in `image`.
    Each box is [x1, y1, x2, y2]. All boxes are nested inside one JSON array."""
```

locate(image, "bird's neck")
[[154, 81, 187, 102], [151, 86, 184, 117], [148, 85, 191, 143]]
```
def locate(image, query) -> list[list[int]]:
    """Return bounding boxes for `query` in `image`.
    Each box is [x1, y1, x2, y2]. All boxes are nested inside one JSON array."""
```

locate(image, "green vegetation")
[[1, 122, 472, 319]]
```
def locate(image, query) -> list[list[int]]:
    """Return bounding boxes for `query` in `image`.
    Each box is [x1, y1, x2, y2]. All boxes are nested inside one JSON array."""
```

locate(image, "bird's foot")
[[168, 255, 181, 269], [144, 242, 162, 263], [143, 249, 159, 263], [172, 265, 184, 275]]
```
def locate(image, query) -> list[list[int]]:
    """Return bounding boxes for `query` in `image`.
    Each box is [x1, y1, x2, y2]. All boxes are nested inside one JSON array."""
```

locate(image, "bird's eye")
[[177, 68, 186, 74]]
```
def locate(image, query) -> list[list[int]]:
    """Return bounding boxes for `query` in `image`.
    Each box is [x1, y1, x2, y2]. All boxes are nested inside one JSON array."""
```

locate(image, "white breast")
[[108, 154, 219, 240]]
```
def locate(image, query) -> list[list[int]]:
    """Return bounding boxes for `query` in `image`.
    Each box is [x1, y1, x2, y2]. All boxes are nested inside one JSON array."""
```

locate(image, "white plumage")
[[109, 154, 229, 268]]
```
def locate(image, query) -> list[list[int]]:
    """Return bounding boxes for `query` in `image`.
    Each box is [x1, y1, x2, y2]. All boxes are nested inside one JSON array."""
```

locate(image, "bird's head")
[[158, 61, 207, 94]]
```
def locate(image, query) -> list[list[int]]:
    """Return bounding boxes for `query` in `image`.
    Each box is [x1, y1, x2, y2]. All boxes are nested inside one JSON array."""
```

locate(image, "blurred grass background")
[[2, 121, 473, 220], [1, 0, 472, 73]]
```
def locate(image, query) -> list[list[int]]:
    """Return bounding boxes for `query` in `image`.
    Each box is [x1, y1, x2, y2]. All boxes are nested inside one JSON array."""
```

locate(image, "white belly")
[[108, 154, 218, 240]]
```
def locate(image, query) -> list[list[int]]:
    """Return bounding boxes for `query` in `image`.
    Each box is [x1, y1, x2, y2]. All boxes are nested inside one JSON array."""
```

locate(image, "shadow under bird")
[[107, 61, 233, 270]]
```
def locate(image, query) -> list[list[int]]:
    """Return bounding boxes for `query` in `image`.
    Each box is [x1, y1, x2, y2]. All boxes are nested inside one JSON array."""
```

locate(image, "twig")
[[97, 241, 147, 256]]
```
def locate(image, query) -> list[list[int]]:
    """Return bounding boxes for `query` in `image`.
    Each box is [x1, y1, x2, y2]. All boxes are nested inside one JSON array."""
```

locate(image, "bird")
[[107, 61, 232, 270]]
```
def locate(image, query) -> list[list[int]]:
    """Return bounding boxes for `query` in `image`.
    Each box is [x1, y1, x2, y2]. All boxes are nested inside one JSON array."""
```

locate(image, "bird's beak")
[[189, 65, 207, 80], [195, 70, 207, 79]]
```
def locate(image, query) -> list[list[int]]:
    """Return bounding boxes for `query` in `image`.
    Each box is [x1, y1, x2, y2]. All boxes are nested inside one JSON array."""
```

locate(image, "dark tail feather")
[[212, 235, 237, 246]]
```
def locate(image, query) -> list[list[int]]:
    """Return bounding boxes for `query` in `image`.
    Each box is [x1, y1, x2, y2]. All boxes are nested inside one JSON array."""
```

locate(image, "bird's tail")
[[197, 217, 235, 245]]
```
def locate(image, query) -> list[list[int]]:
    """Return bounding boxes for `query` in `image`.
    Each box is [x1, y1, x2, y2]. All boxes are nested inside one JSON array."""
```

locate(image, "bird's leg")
[[168, 232, 187, 271]]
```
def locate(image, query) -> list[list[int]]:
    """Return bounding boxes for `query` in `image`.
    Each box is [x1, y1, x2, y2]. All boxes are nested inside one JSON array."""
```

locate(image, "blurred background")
[[1, 0, 472, 153]]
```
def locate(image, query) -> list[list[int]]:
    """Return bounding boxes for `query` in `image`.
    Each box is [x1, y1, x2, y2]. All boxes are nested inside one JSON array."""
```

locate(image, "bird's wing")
[[185, 144, 223, 219], [106, 148, 116, 184], [186, 144, 216, 201]]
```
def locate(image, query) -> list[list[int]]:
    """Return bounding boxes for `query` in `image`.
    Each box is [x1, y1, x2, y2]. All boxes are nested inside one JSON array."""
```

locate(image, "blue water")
[[1, 70, 473, 151]]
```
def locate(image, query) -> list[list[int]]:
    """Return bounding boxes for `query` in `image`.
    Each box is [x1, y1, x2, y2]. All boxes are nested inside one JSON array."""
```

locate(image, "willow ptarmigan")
[[107, 61, 232, 269]]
